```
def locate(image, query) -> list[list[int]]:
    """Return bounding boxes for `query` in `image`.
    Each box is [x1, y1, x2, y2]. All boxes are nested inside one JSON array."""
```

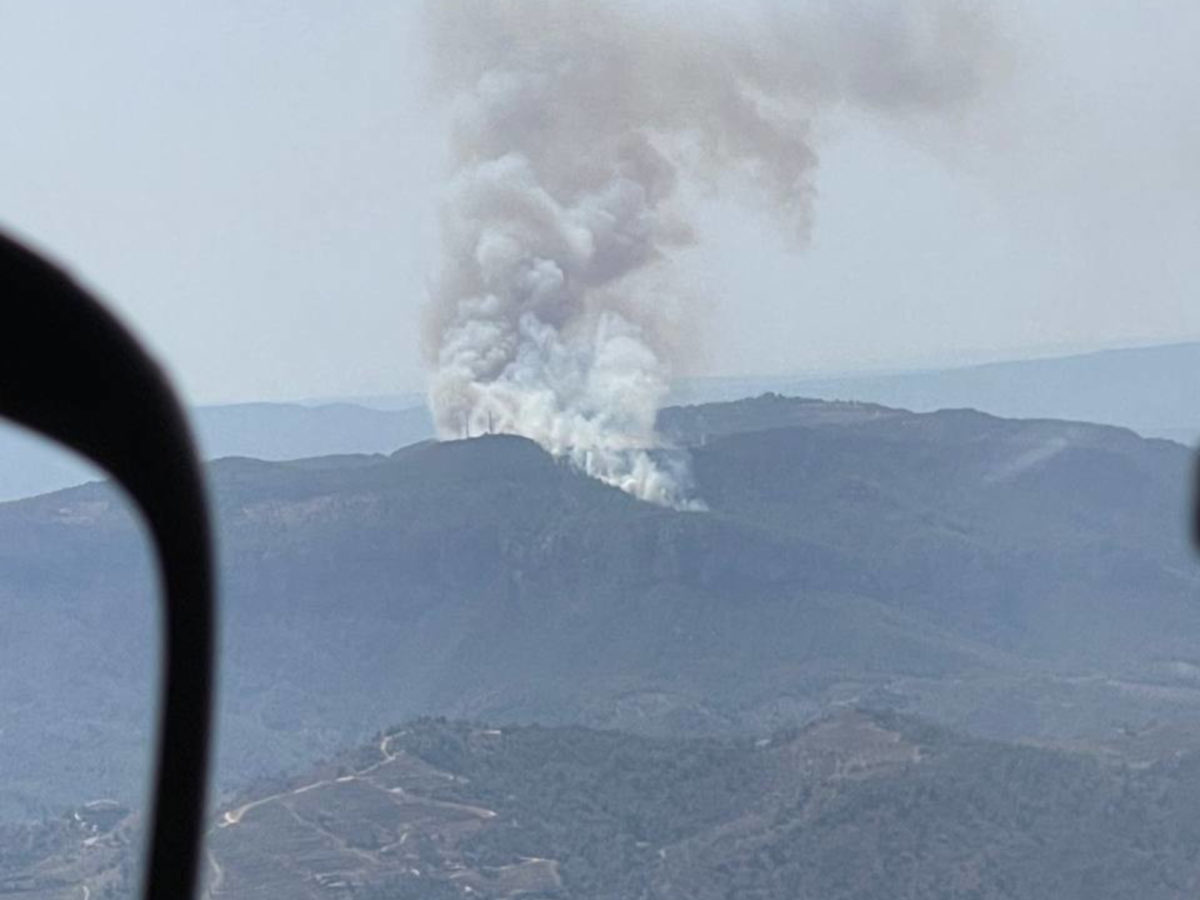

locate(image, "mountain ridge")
[[2, 338, 1196, 502], [1, 395, 1197, 822]]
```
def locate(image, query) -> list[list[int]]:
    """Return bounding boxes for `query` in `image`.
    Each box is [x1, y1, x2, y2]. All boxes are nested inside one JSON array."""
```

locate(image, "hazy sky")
[[1, 1, 1197, 404]]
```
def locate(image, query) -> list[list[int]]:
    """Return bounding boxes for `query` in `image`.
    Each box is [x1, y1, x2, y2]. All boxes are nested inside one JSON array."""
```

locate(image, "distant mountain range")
[[1, 341, 1196, 502], [673, 341, 1200, 446], [0, 401, 435, 501], [14, 711, 1200, 899], [2, 394, 1197, 824]]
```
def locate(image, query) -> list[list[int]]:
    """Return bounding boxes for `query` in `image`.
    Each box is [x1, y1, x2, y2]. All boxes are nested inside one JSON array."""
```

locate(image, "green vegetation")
[[1, 396, 1198, 824], [17, 712, 1200, 899], [372, 714, 1200, 899]]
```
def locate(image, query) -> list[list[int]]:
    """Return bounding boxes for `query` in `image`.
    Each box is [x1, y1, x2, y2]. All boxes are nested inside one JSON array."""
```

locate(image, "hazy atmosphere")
[[1, 0, 1197, 406], [5, 4, 1200, 898]]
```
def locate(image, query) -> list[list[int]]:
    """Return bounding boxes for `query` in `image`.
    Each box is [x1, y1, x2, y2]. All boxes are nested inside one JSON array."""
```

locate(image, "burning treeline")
[[423, 0, 1000, 507]]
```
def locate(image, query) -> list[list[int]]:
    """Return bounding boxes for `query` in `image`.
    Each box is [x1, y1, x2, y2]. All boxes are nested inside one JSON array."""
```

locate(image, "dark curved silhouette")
[[0, 231, 214, 900]]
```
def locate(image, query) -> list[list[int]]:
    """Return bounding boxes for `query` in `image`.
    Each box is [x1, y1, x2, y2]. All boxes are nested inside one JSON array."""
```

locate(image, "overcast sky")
[[1, 1, 1197, 404]]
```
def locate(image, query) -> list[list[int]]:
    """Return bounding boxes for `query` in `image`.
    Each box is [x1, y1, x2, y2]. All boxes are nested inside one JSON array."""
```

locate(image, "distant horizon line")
[[190, 335, 1200, 411]]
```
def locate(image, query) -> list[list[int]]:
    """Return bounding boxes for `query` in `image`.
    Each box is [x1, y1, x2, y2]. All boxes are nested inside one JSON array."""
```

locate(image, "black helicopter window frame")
[[0, 232, 214, 900], [1, 229, 1198, 899]]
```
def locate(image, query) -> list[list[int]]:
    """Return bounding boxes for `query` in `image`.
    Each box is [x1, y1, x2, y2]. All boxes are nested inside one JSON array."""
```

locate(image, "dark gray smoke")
[[424, 0, 999, 506]]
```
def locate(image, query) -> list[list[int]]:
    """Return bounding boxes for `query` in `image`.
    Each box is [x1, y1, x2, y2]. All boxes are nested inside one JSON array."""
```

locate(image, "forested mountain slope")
[[1, 397, 1197, 819], [13, 711, 1200, 899]]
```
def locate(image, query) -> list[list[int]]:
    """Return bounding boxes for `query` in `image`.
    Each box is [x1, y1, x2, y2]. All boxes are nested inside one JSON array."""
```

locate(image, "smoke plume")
[[424, 0, 998, 507]]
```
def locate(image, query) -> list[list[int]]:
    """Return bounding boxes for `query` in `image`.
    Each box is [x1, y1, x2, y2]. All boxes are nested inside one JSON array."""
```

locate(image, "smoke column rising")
[[424, 0, 998, 507]]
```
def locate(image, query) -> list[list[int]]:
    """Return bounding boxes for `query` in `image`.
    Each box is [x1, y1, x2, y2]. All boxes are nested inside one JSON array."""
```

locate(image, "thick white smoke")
[[424, 0, 999, 507]]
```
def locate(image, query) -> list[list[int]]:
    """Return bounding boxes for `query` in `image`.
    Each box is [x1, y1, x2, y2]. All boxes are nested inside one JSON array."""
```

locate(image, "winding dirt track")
[[203, 732, 500, 897]]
